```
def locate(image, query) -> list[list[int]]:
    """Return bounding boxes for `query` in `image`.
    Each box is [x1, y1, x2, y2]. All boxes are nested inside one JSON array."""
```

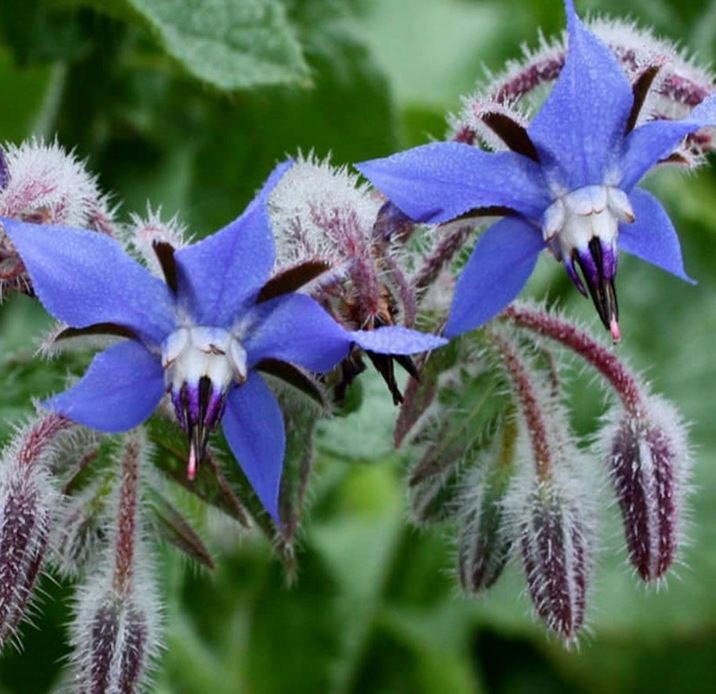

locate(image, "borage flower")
[[357, 0, 716, 341], [3, 162, 445, 521]]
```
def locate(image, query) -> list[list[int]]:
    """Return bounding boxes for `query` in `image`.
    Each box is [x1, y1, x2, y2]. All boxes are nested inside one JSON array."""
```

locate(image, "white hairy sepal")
[[125, 207, 189, 278], [0, 139, 114, 229], [269, 152, 381, 268], [447, 98, 532, 151]]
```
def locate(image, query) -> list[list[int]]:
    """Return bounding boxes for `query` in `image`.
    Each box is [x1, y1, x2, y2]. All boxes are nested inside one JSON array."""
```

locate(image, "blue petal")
[[618, 188, 695, 283], [243, 293, 351, 372], [2, 219, 175, 345], [527, 0, 633, 189], [222, 373, 285, 523], [445, 217, 544, 337], [352, 327, 446, 354], [356, 142, 549, 222], [46, 341, 165, 432], [174, 161, 292, 327], [619, 94, 716, 190]]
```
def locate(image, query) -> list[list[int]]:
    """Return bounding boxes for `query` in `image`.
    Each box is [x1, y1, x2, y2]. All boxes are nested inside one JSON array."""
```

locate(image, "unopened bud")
[[74, 593, 153, 694], [0, 412, 71, 648], [516, 479, 591, 642], [605, 396, 689, 582], [0, 139, 112, 229], [457, 417, 517, 593], [70, 432, 160, 693]]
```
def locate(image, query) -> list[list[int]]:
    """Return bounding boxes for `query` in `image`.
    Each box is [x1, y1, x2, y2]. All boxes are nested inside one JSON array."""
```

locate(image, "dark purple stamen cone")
[[519, 484, 589, 641], [609, 413, 681, 582]]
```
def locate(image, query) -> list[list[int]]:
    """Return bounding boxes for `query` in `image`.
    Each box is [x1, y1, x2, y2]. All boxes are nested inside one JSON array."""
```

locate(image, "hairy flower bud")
[[75, 595, 152, 694], [0, 139, 115, 294], [0, 139, 113, 229], [456, 416, 518, 593], [604, 396, 690, 582], [516, 479, 590, 642], [269, 153, 422, 401], [0, 412, 71, 648], [69, 433, 160, 693]]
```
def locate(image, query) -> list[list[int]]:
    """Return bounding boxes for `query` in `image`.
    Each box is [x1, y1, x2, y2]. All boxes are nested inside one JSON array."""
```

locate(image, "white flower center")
[[541, 185, 634, 259], [161, 325, 247, 392]]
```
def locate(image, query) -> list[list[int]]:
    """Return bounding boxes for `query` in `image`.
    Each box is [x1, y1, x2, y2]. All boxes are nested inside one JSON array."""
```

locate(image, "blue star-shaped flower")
[[3, 162, 445, 521], [357, 0, 716, 341]]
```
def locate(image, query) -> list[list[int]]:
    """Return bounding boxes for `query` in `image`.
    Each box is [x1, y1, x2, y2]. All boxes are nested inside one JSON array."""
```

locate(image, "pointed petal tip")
[[564, 0, 577, 25]]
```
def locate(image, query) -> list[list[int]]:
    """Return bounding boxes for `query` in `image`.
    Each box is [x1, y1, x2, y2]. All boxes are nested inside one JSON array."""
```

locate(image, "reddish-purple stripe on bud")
[[0, 413, 71, 647], [77, 597, 150, 694], [0, 149, 9, 190], [71, 432, 160, 694], [609, 411, 683, 582], [518, 483, 589, 641]]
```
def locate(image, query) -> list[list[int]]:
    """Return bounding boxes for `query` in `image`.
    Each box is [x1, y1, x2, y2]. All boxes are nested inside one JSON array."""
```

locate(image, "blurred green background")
[[1, 0, 716, 692]]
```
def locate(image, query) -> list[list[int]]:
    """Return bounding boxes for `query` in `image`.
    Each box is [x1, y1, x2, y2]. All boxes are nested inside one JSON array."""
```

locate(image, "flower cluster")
[[0, 0, 712, 684], [357, 0, 716, 341]]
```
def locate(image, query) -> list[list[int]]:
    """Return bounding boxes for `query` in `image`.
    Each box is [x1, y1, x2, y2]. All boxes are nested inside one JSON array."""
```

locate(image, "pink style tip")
[[187, 447, 197, 481], [610, 316, 621, 344]]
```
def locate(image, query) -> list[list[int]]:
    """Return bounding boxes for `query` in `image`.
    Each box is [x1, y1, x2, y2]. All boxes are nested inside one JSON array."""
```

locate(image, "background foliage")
[[1, 0, 716, 691]]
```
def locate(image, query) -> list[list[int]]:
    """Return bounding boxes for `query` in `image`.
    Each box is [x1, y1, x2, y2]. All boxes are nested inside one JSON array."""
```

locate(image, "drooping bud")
[[69, 432, 160, 694], [515, 477, 590, 642], [269, 153, 420, 402], [505, 303, 693, 585], [457, 416, 517, 593], [492, 328, 593, 641], [0, 412, 72, 649], [602, 395, 690, 582]]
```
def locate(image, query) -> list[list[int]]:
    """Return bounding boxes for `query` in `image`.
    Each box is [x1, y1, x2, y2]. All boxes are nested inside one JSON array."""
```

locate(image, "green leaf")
[[88, 0, 310, 90]]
